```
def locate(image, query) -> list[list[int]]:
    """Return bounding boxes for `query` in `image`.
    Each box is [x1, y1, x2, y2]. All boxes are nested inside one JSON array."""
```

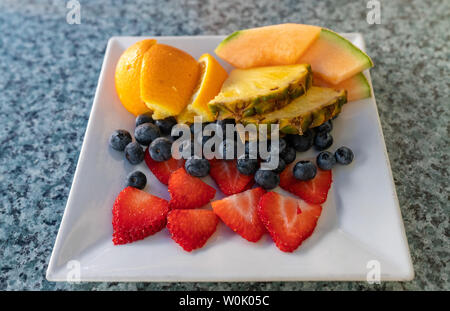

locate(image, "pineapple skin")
[[208, 65, 312, 121], [242, 88, 347, 135]]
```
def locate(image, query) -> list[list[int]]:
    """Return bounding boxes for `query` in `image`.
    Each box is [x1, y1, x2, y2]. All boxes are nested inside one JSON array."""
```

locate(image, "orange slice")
[[115, 39, 156, 116], [140, 44, 200, 117], [186, 54, 228, 122]]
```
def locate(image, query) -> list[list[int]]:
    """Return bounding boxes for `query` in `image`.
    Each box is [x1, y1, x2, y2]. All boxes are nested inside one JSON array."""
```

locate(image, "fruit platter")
[[47, 24, 413, 282]]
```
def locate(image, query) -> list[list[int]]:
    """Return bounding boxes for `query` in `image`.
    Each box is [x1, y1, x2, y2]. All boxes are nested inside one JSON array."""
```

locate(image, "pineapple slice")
[[208, 64, 312, 120], [176, 106, 197, 124], [241, 86, 347, 135]]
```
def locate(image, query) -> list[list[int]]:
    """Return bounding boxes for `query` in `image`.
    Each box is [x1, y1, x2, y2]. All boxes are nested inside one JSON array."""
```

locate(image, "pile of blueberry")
[[109, 113, 354, 191], [239, 118, 354, 190], [109, 113, 178, 189]]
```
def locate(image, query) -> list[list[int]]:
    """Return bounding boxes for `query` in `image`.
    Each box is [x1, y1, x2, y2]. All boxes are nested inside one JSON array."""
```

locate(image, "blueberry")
[[185, 157, 210, 177], [124, 142, 144, 165], [237, 158, 259, 175], [134, 123, 160, 146], [335, 146, 354, 165], [109, 129, 132, 151], [280, 146, 296, 164], [314, 131, 333, 151], [314, 120, 333, 133], [126, 171, 147, 189], [293, 161, 317, 181], [135, 113, 154, 127], [155, 117, 177, 135], [254, 169, 280, 190], [316, 151, 336, 170], [149, 137, 172, 162], [286, 129, 314, 152]]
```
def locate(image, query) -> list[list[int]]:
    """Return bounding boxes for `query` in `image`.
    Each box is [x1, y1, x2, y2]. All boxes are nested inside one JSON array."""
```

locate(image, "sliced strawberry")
[[112, 187, 169, 245], [167, 209, 219, 252], [258, 191, 322, 252], [144, 148, 185, 185], [212, 187, 266, 242], [209, 159, 254, 195], [168, 167, 216, 209], [279, 162, 332, 204]]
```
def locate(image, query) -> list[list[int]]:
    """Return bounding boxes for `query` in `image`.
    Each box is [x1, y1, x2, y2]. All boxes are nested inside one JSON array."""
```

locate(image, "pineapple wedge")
[[176, 106, 197, 124], [208, 64, 312, 120], [241, 86, 347, 135]]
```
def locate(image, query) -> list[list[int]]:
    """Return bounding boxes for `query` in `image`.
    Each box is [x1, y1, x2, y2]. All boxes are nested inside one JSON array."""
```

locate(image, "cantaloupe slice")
[[215, 24, 321, 69], [299, 29, 373, 84], [313, 72, 371, 102]]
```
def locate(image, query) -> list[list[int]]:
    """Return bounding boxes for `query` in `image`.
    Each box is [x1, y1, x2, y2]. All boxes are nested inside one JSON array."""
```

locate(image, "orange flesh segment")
[[187, 53, 228, 122], [215, 24, 321, 68], [140, 44, 200, 117], [114, 39, 156, 116]]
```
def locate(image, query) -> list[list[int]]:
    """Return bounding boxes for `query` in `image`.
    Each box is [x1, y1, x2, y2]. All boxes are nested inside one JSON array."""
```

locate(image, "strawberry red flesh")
[[258, 191, 322, 252], [144, 148, 185, 185], [168, 167, 216, 209], [209, 159, 254, 195], [279, 161, 332, 204], [212, 187, 266, 242], [112, 187, 169, 245], [167, 209, 219, 252]]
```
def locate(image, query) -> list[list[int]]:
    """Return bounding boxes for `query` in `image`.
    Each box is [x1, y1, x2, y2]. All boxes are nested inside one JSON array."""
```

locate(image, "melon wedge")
[[313, 72, 371, 102], [215, 24, 321, 69], [298, 29, 373, 84]]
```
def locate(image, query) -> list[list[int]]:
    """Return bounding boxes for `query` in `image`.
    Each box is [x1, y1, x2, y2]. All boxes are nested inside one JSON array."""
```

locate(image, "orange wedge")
[[140, 44, 200, 117], [115, 39, 156, 116], [187, 54, 228, 122]]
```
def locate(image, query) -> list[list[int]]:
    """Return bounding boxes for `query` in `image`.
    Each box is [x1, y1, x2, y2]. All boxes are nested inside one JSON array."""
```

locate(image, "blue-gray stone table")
[[0, 0, 448, 290]]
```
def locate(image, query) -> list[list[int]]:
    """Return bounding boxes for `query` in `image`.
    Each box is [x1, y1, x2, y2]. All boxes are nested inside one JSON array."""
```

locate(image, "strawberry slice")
[[167, 209, 219, 252], [144, 148, 185, 185], [209, 159, 254, 195], [112, 187, 169, 245], [279, 162, 332, 204], [258, 191, 322, 252], [211, 187, 266, 242], [168, 167, 216, 209]]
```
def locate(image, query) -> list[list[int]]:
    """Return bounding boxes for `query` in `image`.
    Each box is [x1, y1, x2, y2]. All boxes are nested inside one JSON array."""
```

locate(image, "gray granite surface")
[[0, 0, 449, 291]]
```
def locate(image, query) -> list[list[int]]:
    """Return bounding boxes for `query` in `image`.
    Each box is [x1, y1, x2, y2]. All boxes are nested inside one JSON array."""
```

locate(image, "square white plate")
[[47, 34, 414, 282]]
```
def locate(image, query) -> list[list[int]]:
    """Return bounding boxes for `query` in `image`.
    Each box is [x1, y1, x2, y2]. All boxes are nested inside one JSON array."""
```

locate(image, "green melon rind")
[[215, 31, 242, 52], [321, 28, 374, 70], [354, 72, 372, 99]]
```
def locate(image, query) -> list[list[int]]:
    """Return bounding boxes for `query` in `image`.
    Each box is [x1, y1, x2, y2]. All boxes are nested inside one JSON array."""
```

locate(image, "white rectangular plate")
[[47, 34, 414, 282]]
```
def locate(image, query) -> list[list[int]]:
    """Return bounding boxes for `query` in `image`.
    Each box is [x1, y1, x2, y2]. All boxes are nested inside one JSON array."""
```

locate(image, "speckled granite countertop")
[[0, 0, 448, 290]]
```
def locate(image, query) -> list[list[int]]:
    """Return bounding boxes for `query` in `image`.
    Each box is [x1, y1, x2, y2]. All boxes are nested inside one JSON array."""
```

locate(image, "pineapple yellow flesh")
[[241, 86, 347, 135], [176, 106, 197, 124], [208, 64, 312, 120]]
